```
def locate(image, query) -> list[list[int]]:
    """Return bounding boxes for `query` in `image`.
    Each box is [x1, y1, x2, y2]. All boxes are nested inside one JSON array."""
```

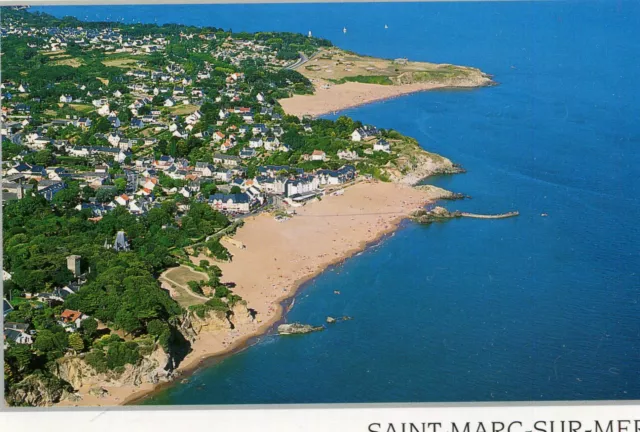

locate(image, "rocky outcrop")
[[278, 323, 324, 335], [5, 373, 72, 407], [413, 184, 466, 201], [54, 344, 175, 391], [185, 301, 256, 336], [410, 206, 461, 224], [384, 141, 465, 186], [393, 65, 494, 88]]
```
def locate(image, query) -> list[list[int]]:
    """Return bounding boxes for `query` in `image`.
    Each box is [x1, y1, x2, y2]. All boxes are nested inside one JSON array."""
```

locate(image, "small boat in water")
[[343, 27, 347, 34], [541, 213, 548, 217], [384, 24, 389, 29]]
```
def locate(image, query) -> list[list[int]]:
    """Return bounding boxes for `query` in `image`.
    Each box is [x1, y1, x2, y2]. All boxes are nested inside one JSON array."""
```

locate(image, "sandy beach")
[[279, 80, 466, 118], [57, 180, 445, 407]]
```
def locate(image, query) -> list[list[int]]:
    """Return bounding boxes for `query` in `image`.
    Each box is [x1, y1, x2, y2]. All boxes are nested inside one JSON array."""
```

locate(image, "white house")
[[107, 132, 122, 146], [208, 193, 251, 214], [97, 104, 111, 116], [249, 138, 263, 149], [164, 98, 176, 107], [373, 139, 391, 153], [284, 175, 320, 198], [311, 150, 326, 161], [59, 94, 73, 103], [337, 149, 358, 160]]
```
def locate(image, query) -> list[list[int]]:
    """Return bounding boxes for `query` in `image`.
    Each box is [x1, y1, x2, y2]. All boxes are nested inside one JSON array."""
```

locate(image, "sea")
[[35, 1, 640, 404]]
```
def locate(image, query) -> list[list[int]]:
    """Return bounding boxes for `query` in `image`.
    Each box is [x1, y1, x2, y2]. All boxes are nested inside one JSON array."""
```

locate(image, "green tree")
[[114, 178, 127, 193], [80, 317, 98, 339], [68, 333, 84, 353]]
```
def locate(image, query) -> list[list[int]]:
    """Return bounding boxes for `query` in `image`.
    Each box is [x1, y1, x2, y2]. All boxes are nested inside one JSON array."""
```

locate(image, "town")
[[2, 7, 423, 406]]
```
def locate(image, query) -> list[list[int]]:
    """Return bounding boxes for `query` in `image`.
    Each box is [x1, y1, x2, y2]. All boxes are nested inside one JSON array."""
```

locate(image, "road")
[[284, 52, 309, 70]]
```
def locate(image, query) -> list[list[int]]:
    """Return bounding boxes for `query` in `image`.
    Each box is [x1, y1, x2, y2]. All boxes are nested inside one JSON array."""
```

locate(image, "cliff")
[[382, 135, 465, 185], [5, 373, 72, 407], [54, 344, 175, 393]]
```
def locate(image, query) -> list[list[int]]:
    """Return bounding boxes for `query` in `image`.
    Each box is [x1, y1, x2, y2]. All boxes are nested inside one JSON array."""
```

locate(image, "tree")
[[230, 185, 241, 194], [80, 317, 98, 339], [68, 333, 84, 353], [114, 178, 127, 193], [92, 116, 111, 133], [95, 187, 116, 203]]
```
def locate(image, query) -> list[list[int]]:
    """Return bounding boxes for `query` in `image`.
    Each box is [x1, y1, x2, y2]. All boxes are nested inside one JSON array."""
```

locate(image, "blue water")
[[37, 1, 640, 403]]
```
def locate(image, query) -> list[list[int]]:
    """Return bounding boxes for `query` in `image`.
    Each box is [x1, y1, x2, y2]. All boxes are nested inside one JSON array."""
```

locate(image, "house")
[[208, 193, 251, 214], [213, 153, 240, 167], [252, 124, 268, 135], [337, 149, 358, 160], [254, 175, 287, 195], [373, 139, 391, 153], [108, 115, 121, 128], [115, 194, 131, 206], [240, 148, 257, 159], [264, 137, 280, 151], [164, 98, 176, 107], [76, 117, 92, 128], [59, 94, 73, 103], [107, 132, 123, 146], [351, 126, 379, 142], [97, 104, 111, 116], [249, 137, 263, 148], [4, 327, 33, 346], [58, 309, 89, 332], [2, 298, 13, 318], [316, 165, 357, 185], [212, 131, 225, 142], [284, 175, 320, 199], [311, 150, 327, 162]]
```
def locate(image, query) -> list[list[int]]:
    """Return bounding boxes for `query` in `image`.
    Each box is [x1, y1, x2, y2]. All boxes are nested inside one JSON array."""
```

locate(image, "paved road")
[[284, 52, 309, 70]]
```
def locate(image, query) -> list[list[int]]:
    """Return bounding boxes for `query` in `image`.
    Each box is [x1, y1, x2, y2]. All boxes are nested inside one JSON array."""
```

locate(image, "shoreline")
[[278, 80, 493, 118], [122, 214, 409, 406], [55, 181, 444, 407]]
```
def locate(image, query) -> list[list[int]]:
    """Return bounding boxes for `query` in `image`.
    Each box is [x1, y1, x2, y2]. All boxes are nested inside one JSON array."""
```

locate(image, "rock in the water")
[[326, 316, 336, 324], [341, 316, 353, 321], [278, 323, 324, 335]]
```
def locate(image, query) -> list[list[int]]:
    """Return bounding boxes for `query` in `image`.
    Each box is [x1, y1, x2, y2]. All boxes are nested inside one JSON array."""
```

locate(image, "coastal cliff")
[[379, 133, 464, 185], [54, 345, 175, 393]]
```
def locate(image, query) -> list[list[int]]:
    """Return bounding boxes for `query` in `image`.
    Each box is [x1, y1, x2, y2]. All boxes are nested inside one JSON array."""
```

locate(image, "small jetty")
[[411, 207, 519, 225], [459, 211, 519, 219]]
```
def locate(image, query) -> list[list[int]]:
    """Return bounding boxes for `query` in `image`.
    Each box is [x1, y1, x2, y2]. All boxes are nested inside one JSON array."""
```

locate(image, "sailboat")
[[384, 24, 389, 29], [343, 27, 347, 34], [308, 30, 312, 37]]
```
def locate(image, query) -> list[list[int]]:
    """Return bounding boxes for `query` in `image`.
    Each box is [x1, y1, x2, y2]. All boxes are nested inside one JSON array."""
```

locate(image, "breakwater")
[[411, 207, 519, 224], [460, 211, 519, 219]]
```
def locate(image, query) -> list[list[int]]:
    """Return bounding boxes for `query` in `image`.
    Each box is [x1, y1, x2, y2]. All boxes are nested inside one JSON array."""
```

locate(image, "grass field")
[[167, 104, 198, 115], [163, 265, 208, 286], [159, 265, 209, 308], [102, 58, 138, 69], [298, 47, 473, 86], [69, 103, 94, 114]]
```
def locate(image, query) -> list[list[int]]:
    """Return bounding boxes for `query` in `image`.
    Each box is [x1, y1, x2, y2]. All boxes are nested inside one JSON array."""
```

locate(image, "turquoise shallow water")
[[38, 1, 640, 403]]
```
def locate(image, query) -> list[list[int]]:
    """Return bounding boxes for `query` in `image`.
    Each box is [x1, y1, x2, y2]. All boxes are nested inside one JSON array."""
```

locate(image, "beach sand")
[[57, 180, 444, 407], [279, 80, 459, 118]]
